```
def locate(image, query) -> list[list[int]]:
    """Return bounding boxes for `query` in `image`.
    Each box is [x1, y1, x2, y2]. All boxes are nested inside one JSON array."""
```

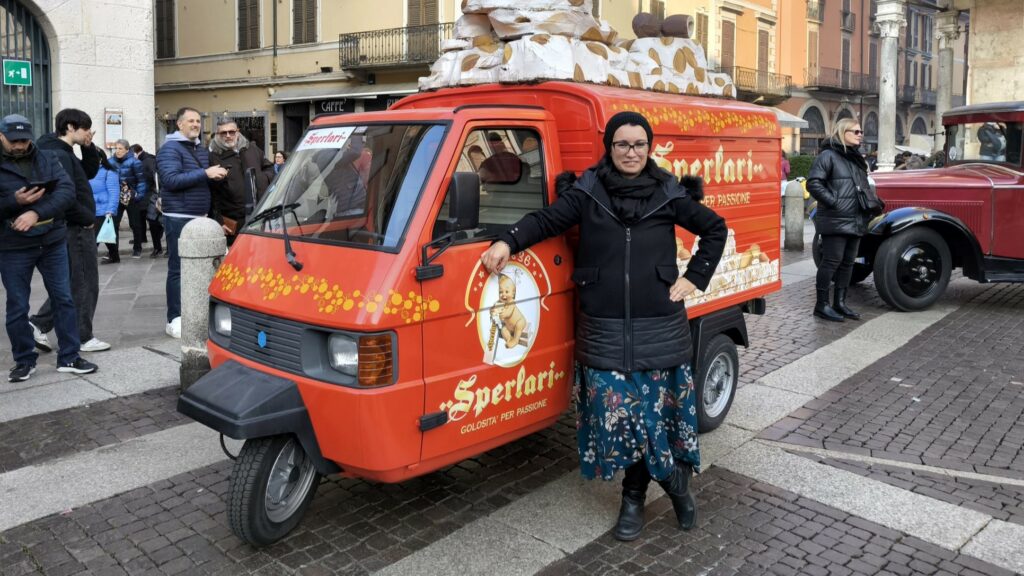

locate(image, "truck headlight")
[[213, 304, 232, 336], [328, 334, 358, 376]]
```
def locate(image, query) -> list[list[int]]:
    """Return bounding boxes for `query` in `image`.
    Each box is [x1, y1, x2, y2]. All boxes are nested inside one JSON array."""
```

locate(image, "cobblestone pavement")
[[537, 468, 1015, 576], [3, 237, 1024, 575], [759, 282, 1024, 478]]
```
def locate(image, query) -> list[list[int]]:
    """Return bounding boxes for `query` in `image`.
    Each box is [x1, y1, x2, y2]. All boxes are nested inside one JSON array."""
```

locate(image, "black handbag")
[[855, 183, 885, 216]]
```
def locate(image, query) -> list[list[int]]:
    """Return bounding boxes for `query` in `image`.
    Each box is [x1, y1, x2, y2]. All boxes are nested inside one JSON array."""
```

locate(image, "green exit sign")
[[3, 60, 31, 86]]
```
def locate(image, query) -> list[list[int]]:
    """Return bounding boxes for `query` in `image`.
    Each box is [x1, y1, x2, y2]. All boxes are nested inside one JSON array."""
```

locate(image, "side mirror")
[[446, 172, 480, 232]]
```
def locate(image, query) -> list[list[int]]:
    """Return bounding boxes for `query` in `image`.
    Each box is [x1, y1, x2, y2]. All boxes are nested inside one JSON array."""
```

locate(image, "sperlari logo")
[[296, 127, 355, 150]]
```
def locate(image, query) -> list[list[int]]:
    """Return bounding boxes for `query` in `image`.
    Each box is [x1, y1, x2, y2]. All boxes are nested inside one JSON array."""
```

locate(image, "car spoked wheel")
[[695, 334, 738, 433], [874, 227, 951, 311], [229, 435, 321, 547]]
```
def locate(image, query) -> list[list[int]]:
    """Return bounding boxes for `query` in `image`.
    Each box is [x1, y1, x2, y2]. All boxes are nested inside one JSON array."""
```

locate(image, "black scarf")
[[596, 157, 670, 224], [821, 138, 868, 172]]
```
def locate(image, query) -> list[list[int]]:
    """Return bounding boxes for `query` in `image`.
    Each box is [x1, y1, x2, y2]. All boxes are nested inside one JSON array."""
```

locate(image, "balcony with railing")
[[339, 22, 455, 70], [807, 1, 825, 22], [804, 67, 873, 93], [914, 88, 936, 106], [840, 11, 857, 32], [900, 85, 916, 103], [951, 93, 966, 108], [717, 66, 793, 105]]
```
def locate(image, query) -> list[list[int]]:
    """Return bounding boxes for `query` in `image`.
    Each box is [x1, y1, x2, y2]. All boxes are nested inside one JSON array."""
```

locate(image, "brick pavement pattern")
[[536, 467, 1015, 576], [793, 452, 1024, 527], [0, 387, 187, 474], [759, 283, 1024, 479]]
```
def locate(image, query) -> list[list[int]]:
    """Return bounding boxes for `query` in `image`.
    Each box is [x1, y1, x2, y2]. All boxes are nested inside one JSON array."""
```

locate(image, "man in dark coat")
[[0, 114, 98, 381], [131, 143, 163, 256], [28, 108, 110, 354], [207, 117, 273, 244], [156, 107, 227, 338]]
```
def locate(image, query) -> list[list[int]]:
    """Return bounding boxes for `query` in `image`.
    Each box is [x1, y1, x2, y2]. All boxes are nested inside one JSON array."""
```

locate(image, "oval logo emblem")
[[257, 331, 268, 348]]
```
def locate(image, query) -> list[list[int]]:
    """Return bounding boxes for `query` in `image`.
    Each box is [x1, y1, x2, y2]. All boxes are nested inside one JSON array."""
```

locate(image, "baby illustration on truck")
[[489, 274, 528, 349]]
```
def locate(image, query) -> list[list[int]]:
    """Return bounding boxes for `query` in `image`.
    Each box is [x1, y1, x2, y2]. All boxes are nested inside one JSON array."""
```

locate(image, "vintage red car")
[[816, 101, 1024, 310]]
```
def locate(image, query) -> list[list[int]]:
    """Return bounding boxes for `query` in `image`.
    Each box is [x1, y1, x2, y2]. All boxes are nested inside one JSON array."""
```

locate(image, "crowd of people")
[[1, 106, 277, 381]]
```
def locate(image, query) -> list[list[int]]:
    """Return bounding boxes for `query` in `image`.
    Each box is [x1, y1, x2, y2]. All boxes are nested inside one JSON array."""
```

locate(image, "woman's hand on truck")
[[481, 240, 511, 274], [669, 277, 697, 302]]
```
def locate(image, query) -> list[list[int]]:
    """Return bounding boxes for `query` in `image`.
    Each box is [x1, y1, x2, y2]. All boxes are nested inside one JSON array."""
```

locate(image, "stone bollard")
[[783, 179, 806, 251], [178, 217, 226, 391]]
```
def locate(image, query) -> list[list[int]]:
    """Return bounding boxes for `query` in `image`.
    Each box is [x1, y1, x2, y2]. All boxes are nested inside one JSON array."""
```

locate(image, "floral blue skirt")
[[574, 363, 701, 481]]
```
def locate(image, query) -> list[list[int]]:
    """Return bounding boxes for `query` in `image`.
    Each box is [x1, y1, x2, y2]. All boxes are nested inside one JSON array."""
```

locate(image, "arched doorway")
[[0, 0, 51, 134], [864, 112, 879, 151], [800, 107, 826, 154], [911, 117, 928, 135], [836, 108, 854, 121], [895, 116, 905, 145]]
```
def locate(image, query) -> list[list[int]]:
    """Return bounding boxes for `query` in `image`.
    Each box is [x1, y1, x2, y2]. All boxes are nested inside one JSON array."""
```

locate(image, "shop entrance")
[[0, 0, 51, 133]]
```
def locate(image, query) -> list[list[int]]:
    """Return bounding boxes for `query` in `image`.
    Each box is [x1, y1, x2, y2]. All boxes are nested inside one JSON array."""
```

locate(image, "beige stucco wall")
[[30, 0, 155, 150], [967, 0, 1024, 103]]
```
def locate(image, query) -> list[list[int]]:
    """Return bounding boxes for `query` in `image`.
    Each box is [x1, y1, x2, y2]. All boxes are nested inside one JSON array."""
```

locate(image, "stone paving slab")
[[719, 441, 991, 551], [79, 346, 180, 396], [0, 379, 115, 424], [961, 520, 1024, 574], [536, 467, 1016, 576]]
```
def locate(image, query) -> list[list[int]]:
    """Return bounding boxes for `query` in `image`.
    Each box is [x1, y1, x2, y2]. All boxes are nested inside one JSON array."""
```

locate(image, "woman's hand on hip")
[[481, 241, 511, 274], [669, 277, 697, 302]]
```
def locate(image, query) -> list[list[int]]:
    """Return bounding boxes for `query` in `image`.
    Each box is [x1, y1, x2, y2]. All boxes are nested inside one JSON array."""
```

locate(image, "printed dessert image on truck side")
[[177, 0, 783, 548]]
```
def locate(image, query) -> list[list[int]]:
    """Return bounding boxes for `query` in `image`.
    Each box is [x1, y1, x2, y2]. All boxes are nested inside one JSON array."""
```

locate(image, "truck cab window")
[[438, 128, 546, 240]]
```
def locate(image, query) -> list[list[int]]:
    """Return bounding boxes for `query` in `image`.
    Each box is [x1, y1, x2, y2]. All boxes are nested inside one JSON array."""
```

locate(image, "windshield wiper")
[[248, 202, 300, 226], [248, 201, 304, 271]]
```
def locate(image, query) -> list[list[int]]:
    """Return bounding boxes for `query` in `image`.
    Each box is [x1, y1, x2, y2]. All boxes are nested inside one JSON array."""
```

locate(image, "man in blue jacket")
[[0, 114, 98, 381], [156, 107, 227, 338]]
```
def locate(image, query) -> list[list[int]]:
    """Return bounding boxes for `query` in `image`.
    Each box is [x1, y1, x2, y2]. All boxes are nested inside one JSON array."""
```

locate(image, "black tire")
[[228, 435, 321, 547], [812, 233, 873, 285], [873, 227, 951, 311], [695, 334, 738, 433]]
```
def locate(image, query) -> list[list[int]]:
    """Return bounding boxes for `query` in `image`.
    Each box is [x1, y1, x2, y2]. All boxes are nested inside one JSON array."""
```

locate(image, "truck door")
[[990, 122, 1024, 259], [419, 123, 575, 462]]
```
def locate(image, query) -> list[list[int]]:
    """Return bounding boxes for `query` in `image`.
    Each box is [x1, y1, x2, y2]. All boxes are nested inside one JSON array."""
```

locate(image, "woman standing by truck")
[[807, 118, 880, 322], [481, 111, 727, 541]]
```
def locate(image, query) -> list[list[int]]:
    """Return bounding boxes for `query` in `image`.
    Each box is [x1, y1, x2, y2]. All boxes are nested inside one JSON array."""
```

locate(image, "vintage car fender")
[[866, 206, 985, 279]]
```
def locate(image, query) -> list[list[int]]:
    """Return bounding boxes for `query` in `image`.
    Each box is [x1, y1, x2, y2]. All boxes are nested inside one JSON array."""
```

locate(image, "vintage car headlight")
[[212, 304, 232, 336], [328, 334, 359, 376]]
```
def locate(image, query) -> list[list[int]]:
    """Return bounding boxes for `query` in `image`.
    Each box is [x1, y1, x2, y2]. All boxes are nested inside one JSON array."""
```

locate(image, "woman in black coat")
[[481, 112, 727, 542], [806, 118, 881, 321]]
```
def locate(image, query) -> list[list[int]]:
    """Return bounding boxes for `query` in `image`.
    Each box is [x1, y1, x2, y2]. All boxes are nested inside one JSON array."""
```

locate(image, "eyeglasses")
[[217, 129, 238, 136], [846, 130, 863, 135], [612, 141, 650, 154]]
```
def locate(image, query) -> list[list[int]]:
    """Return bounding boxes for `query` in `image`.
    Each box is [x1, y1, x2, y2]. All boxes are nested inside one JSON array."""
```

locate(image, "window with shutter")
[[720, 20, 735, 70], [238, 0, 260, 51], [807, 30, 818, 77], [652, 1, 665, 22], [408, 0, 438, 26], [757, 29, 769, 72], [156, 0, 175, 59], [593, 0, 600, 20], [869, 41, 877, 78], [697, 13, 708, 55], [293, 0, 317, 44]]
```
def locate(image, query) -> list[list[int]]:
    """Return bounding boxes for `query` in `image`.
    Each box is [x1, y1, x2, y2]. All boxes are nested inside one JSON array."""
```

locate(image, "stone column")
[[784, 179, 806, 251], [178, 218, 227, 390], [933, 11, 960, 152], [875, 0, 907, 172]]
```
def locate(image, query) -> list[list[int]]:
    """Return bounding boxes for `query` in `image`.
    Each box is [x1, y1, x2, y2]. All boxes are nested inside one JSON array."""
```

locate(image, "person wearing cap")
[[0, 113, 99, 382], [156, 106, 228, 339], [28, 108, 110, 354], [480, 111, 727, 542]]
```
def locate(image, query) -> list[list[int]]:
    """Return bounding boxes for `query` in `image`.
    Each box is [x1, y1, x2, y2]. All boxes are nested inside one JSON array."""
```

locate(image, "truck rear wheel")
[[695, 334, 738, 433], [873, 227, 951, 311], [812, 233, 872, 284], [228, 435, 321, 547]]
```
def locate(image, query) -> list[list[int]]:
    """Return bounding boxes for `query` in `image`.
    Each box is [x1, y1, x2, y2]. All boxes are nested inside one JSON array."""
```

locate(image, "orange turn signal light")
[[357, 335, 393, 387]]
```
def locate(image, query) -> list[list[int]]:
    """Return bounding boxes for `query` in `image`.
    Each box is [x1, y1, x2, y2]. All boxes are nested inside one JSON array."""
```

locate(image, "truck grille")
[[226, 306, 305, 374]]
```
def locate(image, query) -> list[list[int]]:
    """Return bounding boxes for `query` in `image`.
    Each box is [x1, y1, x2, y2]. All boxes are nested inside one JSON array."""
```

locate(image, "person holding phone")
[[29, 108, 110, 354], [0, 113, 98, 382], [208, 117, 273, 245]]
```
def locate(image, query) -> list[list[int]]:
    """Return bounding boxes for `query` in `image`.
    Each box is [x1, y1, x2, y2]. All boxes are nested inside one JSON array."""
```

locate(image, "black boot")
[[813, 288, 845, 322], [833, 288, 861, 320], [658, 462, 697, 531], [613, 462, 651, 541]]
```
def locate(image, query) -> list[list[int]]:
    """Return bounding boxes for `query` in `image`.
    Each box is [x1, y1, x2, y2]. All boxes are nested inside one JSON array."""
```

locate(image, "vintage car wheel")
[[873, 227, 951, 311], [695, 334, 738, 433], [228, 435, 321, 547], [811, 233, 873, 284]]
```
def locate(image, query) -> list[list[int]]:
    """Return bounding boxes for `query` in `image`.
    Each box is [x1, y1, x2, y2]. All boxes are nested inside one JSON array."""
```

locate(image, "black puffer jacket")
[[807, 139, 873, 236], [498, 167, 727, 373]]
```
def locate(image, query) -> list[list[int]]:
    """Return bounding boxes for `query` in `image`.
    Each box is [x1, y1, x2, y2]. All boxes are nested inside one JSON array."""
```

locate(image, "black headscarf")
[[597, 156, 673, 224]]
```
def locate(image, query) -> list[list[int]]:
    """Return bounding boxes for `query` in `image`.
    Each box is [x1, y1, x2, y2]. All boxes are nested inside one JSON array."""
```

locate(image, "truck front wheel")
[[228, 435, 321, 547], [695, 334, 738, 433], [873, 227, 951, 311]]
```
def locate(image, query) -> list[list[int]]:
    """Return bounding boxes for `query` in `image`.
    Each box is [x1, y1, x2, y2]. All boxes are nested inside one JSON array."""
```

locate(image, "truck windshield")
[[946, 121, 1023, 166], [245, 123, 446, 249]]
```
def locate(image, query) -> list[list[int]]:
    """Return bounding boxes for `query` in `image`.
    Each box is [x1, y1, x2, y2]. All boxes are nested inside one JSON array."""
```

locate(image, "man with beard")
[[156, 107, 227, 339], [207, 117, 273, 244], [0, 114, 98, 381], [29, 108, 110, 353]]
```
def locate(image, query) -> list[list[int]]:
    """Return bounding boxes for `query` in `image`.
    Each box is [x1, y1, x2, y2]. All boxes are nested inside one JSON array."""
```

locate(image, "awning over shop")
[[268, 82, 419, 103], [765, 106, 809, 129]]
